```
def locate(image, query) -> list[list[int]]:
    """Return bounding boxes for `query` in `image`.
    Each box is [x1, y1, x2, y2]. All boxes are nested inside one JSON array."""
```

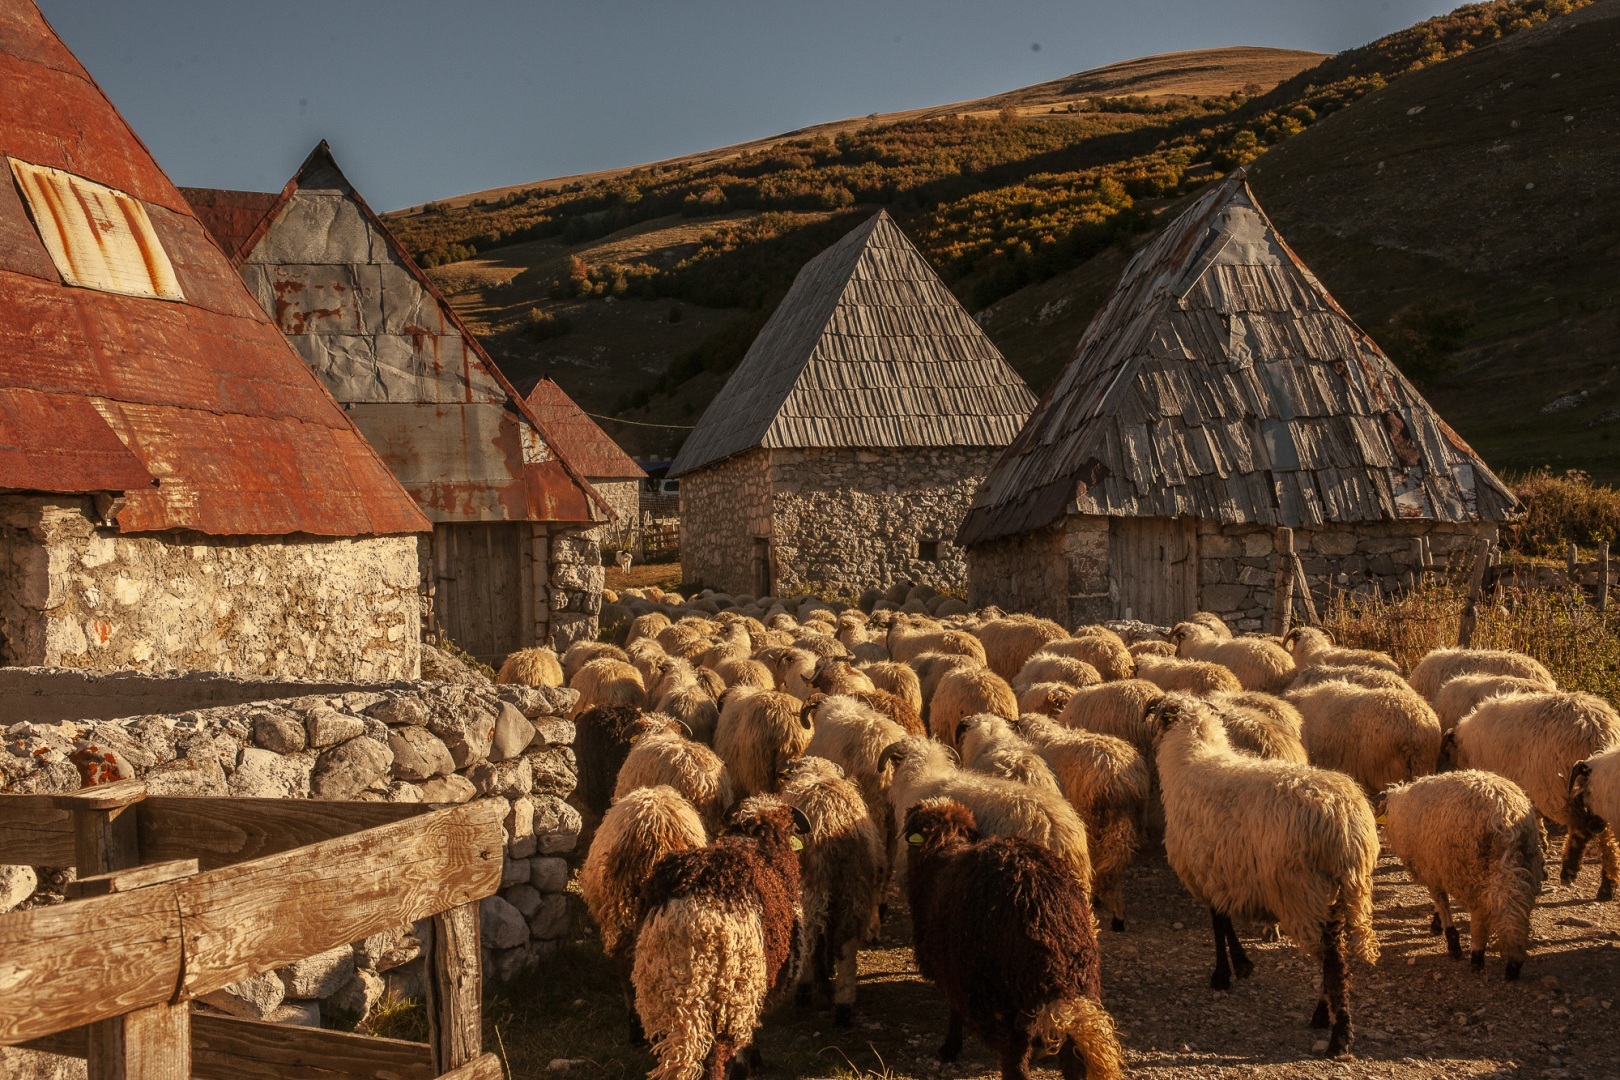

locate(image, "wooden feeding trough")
[[0, 780, 506, 1079]]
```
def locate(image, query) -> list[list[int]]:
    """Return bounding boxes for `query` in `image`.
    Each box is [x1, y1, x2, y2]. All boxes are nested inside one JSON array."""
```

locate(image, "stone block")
[[1237, 565, 1272, 587], [0, 865, 38, 914], [490, 703, 537, 761], [199, 971, 285, 1021], [368, 696, 429, 727], [506, 797, 536, 859], [268, 1000, 321, 1027], [388, 726, 454, 781], [1308, 530, 1359, 557], [278, 944, 355, 999], [480, 894, 530, 950], [1201, 534, 1244, 558], [326, 967, 384, 1026], [230, 748, 313, 799], [526, 746, 576, 799], [428, 706, 496, 769], [384, 780, 424, 803], [1201, 584, 1251, 613], [1240, 532, 1274, 558], [533, 717, 574, 747], [310, 737, 393, 799], [418, 773, 477, 803], [501, 856, 532, 890], [504, 883, 543, 919], [250, 712, 305, 753], [527, 893, 570, 941], [488, 942, 534, 984], [470, 757, 533, 800], [144, 756, 228, 796], [534, 797, 582, 855], [357, 925, 420, 972], [530, 856, 570, 894], [304, 707, 364, 748]]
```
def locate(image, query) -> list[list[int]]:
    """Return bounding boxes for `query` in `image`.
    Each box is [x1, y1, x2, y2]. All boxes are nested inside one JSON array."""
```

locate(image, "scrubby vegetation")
[[1505, 469, 1620, 559]]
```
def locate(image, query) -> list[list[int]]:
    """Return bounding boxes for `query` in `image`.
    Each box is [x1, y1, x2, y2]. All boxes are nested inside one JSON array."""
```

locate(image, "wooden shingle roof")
[[958, 173, 1519, 547], [669, 211, 1036, 477]]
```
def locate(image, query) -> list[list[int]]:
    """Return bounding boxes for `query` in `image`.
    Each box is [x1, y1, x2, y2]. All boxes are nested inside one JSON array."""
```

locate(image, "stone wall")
[[0, 679, 582, 1028], [546, 526, 603, 651], [590, 479, 643, 557], [965, 523, 1068, 622], [769, 446, 999, 599], [0, 495, 421, 680], [0, 667, 417, 725], [680, 450, 774, 596]]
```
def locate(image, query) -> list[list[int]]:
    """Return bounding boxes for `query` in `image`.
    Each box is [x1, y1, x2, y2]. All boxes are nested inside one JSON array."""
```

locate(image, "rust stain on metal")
[[0, 387, 153, 494]]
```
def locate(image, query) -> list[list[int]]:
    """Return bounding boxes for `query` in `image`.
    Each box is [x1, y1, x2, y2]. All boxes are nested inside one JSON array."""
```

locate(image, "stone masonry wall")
[[590, 479, 643, 557], [0, 679, 582, 1029], [965, 524, 1069, 623], [0, 495, 421, 680], [769, 446, 1000, 599], [547, 525, 603, 651], [680, 450, 774, 596]]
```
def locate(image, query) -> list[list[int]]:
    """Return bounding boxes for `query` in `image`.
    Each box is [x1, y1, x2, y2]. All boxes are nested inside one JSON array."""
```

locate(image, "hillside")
[[397, 1, 1596, 458]]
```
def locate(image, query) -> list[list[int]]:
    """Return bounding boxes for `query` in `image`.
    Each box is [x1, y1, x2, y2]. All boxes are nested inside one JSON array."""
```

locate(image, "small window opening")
[[918, 540, 940, 563]]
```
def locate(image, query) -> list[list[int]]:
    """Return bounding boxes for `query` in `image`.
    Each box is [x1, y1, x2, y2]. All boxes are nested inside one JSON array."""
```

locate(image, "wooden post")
[[425, 900, 483, 1073], [1410, 537, 1425, 590], [63, 782, 191, 1080], [1271, 527, 1295, 637], [1291, 553, 1319, 626], [1568, 542, 1579, 585], [1457, 539, 1494, 648], [1601, 541, 1611, 613]]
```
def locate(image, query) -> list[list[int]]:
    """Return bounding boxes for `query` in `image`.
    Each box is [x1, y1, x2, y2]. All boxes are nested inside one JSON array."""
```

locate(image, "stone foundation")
[[547, 526, 603, 651], [0, 495, 421, 680]]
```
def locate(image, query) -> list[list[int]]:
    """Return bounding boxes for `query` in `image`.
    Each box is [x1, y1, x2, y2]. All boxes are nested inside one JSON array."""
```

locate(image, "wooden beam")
[[136, 797, 433, 871], [1457, 538, 1495, 648], [425, 901, 483, 1072], [1270, 527, 1294, 637], [1601, 541, 1611, 613], [85, 1001, 189, 1080], [439, 1052, 505, 1080], [177, 800, 503, 998], [52, 779, 147, 813], [67, 858, 199, 900], [1290, 553, 1319, 627], [74, 797, 140, 878], [0, 803, 73, 866]]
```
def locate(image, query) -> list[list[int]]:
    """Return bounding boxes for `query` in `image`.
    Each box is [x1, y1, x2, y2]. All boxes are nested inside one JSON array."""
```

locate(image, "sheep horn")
[[798, 699, 817, 729], [788, 805, 812, 837], [673, 718, 693, 739], [1323, 627, 1337, 645], [876, 741, 906, 773]]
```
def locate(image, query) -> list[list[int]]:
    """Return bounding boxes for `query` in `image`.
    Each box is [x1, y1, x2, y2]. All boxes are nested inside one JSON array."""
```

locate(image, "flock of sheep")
[[493, 583, 1620, 1080]]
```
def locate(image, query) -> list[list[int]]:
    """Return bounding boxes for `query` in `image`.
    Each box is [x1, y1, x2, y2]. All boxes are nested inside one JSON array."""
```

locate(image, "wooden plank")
[[24, 1014, 437, 1080], [178, 801, 503, 998], [75, 801, 139, 877], [438, 1052, 504, 1080], [1457, 539, 1494, 648], [67, 858, 199, 899], [0, 802, 74, 865], [0, 887, 183, 1045], [136, 797, 432, 871], [425, 901, 483, 1072], [86, 1000, 189, 1080], [53, 779, 147, 812], [1271, 527, 1295, 637]]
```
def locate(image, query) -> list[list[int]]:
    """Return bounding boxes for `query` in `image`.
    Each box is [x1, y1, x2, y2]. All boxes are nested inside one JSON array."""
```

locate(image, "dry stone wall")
[[679, 449, 773, 596], [547, 525, 604, 651], [590, 479, 643, 557], [0, 495, 421, 680], [0, 679, 580, 1027]]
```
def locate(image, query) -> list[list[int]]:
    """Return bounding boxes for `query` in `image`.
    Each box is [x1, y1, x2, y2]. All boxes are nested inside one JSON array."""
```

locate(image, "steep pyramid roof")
[[523, 379, 645, 480], [0, 1, 427, 536], [669, 211, 1036, 477], [958, 173, 1519, 547]]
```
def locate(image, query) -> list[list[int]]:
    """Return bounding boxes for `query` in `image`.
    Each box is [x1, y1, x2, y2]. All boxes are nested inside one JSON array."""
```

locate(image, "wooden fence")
[[642, 516, 680, 561], [0, 780, 506, 1080]]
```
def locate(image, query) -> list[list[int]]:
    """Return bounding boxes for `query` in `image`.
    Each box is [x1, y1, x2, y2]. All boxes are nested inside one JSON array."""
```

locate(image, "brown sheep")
[[1133, 654, 1243, 698], [1019, 682, 1077, 719], [861, 660, 924, 718], [496, 646, 564, 688], [713, 688, 813, 797], [1012, 653, 1102, 694]]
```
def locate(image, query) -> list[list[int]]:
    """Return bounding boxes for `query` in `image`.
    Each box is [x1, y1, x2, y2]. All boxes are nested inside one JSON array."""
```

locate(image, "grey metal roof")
[[669, 211, 1036, 476], [957, 173, 1519, 547]]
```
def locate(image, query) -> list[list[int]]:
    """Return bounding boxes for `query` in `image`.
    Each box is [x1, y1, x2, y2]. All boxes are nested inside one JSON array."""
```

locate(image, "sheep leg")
[[1468, 906, 1491, 971], [616, 963, 646, 1046], [1431, 889, 1461, 959], [996, 1026, 1033, 1080], [1106, 879, 1127, 933], [832, 935, 859, 1028], [1209, 908, 1233, 991], [705, 1035, 737, 1080], [1597, 827, 1618, 902], [1222, 916, 1253, 980], [1428, 888, 1446, 936], [1559, 826, 1592, 887], [1322, 920, 1353, 1057], [939, 1008, 965, 1062]]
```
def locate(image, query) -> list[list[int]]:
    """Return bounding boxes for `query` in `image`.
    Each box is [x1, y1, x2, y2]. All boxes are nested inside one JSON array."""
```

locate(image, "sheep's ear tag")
[[790, 836, 804, 852], [907, 833, 924, 846], [1376, 814, 1387, 827]]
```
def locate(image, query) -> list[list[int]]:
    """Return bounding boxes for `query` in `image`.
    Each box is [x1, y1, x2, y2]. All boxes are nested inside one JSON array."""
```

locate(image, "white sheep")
[[712, 687, 813, 797], [1043, 632, 1135, 682], [1287, 679, 1442, 793], [957, 713, 1063, 794], [569, 657, 647, 720], [1208, 690, 1308, 764], [1408, 647, 1555, 702], [929, 665, 1019, 749], [1283, 627, 1401, 675], [614, 724, 734, 835], [1012, 652, 1102, 694], [1432, 673, 1550, 733], [1170, 622, 1295, 693], [1133, 654, 1243, 697], [976, 615, 1070, 681]]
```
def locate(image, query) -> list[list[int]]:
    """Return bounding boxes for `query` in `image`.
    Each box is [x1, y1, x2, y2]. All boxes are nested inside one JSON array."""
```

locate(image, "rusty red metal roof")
[[176, 186, 279, 264], [523, 378, 646, 480], [0, 1, 428, 537]]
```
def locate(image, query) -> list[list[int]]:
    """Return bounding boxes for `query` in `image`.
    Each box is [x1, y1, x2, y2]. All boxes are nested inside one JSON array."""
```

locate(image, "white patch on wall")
[[8, 159, 185, 301]]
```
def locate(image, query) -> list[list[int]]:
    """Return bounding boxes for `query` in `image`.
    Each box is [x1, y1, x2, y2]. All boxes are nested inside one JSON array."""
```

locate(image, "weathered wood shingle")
[[669, 212, 1036, 476], [958, 173, 1519, 547]]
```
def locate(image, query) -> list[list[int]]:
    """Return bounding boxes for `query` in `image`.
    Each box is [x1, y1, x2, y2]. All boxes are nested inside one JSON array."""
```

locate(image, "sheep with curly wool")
[[778, 756, 885, 1026], [754, 645, 818, 698], [581, 783, 708, 1044], [626, 611, 672, 646], [614, 721, 734, 836], [1572, 746, 1620, 892], [1289, 664, 1411, 692], [574, 705, 651, 819], [1407, 646, 1556, 702], [1019, 682, 1077, 719], [652, 682, 722, 746], [904, 798, 1123, 1080], [957, 714, 1063, 795], [570, 657, 648, 721], [861, 660, 924, 718], [713, 687, 813, 798], [1432, 674, 1551, 733], [910, 652, 982, 714], [930, 665, 1019, 749], [1450, 690, 1620, 898], [844, 687, 924, 737], [802, 658, 876, 700], [1380, 770, 1545, 978], [496, 646, 564, 688], [1133, 653, 1244, 697], [632, 796, 809, 1080], [1057, 680, 1166, 761], [801, 693, 909, 827], [1283, 627, 1402, 676], [1129, 640, 1178, 659], [976, 616, 1070, 681], [562, 641, 628, 684], [1185, 611, 1234, 639], [1149, 694, 1379, 1056], [714, 656, 775, 692], [1014, 713, 1149, 932], [1208, 691, 1308, 764], [1045, 631, 1136, 682], [888, 625, 987, 665], [1171, 622, 1296, 694], [1012, 653, 1102, 694], [1287, 680, 1441, 793]]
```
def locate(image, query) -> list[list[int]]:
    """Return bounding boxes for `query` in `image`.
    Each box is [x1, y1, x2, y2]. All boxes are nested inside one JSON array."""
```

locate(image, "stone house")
[[0, 5, 430, 679], [959, 172, 1518, 630], [670, 212, 1036, 598], [523, 378, 647, 556], [184, 145, 610, 661]]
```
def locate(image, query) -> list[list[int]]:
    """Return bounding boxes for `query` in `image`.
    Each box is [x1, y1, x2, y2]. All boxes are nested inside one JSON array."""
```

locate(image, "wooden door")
[[752, 537, 772, 598], [434, 522, 528, 664], [1109, 517, 1198, 625]]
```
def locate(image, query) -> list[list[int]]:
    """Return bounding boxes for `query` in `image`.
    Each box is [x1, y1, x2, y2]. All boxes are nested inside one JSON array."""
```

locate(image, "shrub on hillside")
[[1383, 298, 1475, 381], [525, 308, 572, 341], [1506, 469, 1620, 558]]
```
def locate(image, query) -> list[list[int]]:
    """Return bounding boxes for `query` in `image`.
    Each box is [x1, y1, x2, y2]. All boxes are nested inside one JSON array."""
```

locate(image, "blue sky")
[[39, 0, 1456, 211]]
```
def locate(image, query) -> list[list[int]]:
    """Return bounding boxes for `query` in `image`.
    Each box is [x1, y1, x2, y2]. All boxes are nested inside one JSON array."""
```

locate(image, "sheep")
[[633, 796, 809, 1080], [910, 652, 981, 711], [1450, 691, 1620, 898], [1409, 647, 1556, 702], [1287, 680, 1442, 793], [847, 688, 925, 738], [648, 656, 702, 705], [571, 657, 647, 720], [1380, 770, 1546, 978], [1171, 622, 1295, 693], [1283, 627, 1402, 675], [778, 756, 884, 1026], [626, 638, 670, 689], [1432, 674, 1551, 733], [626, 611, 672, 646], [861, 660, 923, 718], [1185, 611, 1234, 639], [653, 685, 722, 747], [793, 633, 849, 662], [1015, 714, 1150, 932], [904, 798, 1123, 1080], [1129, 640, 1177, 659], [1133, 654, 1243, 697], [1057, 680, 1166, 763], [976, 616, 1069, 681], [930, 665, 1019, 749], [889, 625, 987, 665], [801, 693, 909, 828], [879, 735, 1092, 893], [1208, 691, 1308, 764], [713, 656, 775, 692], [692, 666, 726, 701], [496, 646, 564, 687], [614, 721, 734, 836], [1044, 631, 1135, 682], [1018, 682, 1076, 719], [1289, 664, 1411, 692], [754, 645, 817, 697], [1148, 694, 1379, 1056], [713, 688, 813, 797], [561, 641, 628, 684], [574, 705, 649, 819], [801, 658, 876, 700], [1012, 653, 1102, 694], [957, 714, 1062, 795]]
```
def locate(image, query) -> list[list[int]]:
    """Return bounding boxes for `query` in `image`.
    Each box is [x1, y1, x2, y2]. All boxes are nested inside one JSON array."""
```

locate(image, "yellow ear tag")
[[790, 836, 804, 852], [1376, 815, 1388, 827], [907, 833, 924, 846], [628, 734, 640, 745]]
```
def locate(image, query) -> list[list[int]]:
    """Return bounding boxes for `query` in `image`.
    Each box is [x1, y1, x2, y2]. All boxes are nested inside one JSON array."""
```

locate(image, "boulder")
[[144, 756, 228, 796], [0, 865, 38, 914], [504, 883, 543, 919], [327, 967, 385, 1025], [489, 703, 537, 761], [527, 894, 570, 941], [367, 697, 429, 727], [277, 944, 355, 999], [229, 748, 313, 799], [387, 727, 454, 781], [506, 796, 537, 859], [530, 856, 570, 894], [418, 773, 477, 803], [304, 707, 364, 749], [310, 737, 393, 800], [251, 712, 306, 753], [533, 797, 582, 855], [469, 757, 532, 800], [480, 895, 530, 950], [198, 971, 284, 1021], [428, 707, 496, 769], [526, 746, 577, 799]]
